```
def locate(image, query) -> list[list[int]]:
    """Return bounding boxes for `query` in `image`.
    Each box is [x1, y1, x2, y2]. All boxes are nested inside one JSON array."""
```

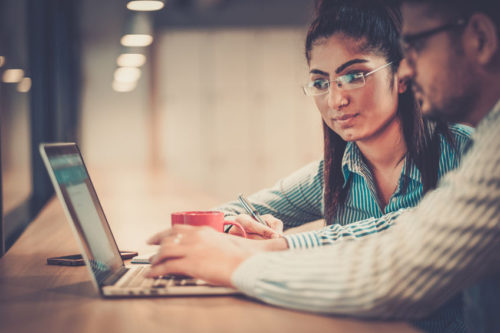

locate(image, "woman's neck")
[[356, 116, 407, 170]]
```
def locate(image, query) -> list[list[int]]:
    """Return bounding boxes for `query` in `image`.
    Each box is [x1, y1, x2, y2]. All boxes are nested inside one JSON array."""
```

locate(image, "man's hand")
[[146, 225, 288, 285]]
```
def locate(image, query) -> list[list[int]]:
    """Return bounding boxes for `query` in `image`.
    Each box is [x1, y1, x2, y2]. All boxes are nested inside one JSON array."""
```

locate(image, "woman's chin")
[[336, 130, 362, 142]]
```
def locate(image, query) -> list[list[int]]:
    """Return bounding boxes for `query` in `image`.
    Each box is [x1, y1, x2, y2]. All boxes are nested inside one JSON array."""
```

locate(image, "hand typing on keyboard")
[[121, 267, 203, 289], [146, 225, 273, 287]]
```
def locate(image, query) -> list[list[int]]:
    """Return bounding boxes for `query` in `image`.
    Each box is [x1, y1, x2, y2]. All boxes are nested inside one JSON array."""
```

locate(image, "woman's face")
[[309, 34, 404, 142]]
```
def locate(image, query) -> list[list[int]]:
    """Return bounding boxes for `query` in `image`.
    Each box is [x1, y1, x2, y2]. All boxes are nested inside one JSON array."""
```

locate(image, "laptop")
[[40, 142, 238, 298]]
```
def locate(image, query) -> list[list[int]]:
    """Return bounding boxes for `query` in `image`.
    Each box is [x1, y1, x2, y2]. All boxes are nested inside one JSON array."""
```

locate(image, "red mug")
[[171, 212, 185, 226], [171, 211, 247, 238]]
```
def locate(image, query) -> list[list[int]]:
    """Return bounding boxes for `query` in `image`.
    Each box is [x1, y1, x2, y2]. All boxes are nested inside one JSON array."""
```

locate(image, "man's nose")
[[398, 58, 416, 81]]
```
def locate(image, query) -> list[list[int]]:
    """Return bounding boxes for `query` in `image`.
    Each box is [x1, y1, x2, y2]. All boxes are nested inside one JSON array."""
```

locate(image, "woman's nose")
[[327, 85, 348, 110]]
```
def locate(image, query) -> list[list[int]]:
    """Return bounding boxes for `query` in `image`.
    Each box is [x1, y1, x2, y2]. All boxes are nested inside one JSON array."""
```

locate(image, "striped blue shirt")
[[216, 123, 473, 248]]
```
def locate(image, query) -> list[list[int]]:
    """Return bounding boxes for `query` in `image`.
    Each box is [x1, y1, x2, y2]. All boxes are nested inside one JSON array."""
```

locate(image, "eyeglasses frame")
[[303, 62, 394, 96], [401, 18, 467, 55]]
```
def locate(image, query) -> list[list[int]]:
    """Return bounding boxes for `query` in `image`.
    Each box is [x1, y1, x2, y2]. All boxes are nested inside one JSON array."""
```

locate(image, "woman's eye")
[[312, 79, 329, 90], [342, 73, 364, 84]]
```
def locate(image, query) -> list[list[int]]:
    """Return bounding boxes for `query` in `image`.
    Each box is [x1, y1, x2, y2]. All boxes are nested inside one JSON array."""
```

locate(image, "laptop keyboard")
[[121, 266, 202, 289]]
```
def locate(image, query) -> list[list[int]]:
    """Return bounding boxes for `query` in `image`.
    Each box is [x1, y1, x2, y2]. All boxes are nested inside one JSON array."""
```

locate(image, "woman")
[[148, 1, 471, 331], [216, 1, 471, 249]]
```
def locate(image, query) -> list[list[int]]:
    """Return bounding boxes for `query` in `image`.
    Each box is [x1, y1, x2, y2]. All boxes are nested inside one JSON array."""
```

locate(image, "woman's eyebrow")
[[309, 69, 329, 76], [309, 59, 369, 76], [335, 58, 368, 74]]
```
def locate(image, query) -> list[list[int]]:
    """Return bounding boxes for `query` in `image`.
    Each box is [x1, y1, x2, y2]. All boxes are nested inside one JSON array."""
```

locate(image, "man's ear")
[[464, 13, 498, 65]]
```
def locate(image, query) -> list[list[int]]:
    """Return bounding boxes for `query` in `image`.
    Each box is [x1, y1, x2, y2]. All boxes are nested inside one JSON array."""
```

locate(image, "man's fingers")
[[146, 258, 189, 278], [147, 229, 173, 245], [150, 245, 184, 265], [149, 229, 197, 264], [147, 225, 198, 245]]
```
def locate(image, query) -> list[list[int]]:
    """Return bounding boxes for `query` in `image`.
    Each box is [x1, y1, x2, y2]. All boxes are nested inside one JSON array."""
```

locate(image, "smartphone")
[[46, 251, 138, 266]]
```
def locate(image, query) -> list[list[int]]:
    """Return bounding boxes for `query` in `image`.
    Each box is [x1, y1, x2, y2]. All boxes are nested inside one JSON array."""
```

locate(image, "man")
[[147, 0, 500, 331]]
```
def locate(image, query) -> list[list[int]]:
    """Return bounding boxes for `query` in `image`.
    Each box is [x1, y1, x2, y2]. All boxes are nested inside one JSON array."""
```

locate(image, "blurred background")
[[0, 0, 323, 254]]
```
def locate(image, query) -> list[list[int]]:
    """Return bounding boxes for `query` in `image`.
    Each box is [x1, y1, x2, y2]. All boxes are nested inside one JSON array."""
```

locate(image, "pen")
[[238, 194, 270, 227]]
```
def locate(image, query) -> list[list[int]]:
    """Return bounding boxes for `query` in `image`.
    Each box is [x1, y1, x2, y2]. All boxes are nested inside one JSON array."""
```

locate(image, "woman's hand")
[[228, 214, 284, 239]]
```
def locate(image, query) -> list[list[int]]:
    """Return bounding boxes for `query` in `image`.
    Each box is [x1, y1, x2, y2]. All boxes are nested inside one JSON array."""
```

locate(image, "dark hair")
[[309, 0, 452, 224], [401, 0, 500, 26]]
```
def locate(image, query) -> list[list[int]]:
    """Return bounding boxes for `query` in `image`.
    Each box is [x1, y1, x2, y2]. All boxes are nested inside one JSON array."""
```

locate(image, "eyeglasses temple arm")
[[365, 62, 393, 77]]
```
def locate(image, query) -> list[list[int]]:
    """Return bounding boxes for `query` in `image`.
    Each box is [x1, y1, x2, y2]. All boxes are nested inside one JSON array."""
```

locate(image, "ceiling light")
[[2, 69, 24, 83], [117, 53, 146, 67], [17, 77, 32, 92], [127, 0, 165, 11], [121, 34, 153, 47], [112, 80, 137, 92], [114, 67, 141, 83], [121, 13, 153, 47]]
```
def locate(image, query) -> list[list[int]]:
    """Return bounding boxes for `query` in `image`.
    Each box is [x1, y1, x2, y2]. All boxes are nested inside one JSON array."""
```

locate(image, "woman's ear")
[[397, 58, 412, 94], [397, 77, 408, 94]]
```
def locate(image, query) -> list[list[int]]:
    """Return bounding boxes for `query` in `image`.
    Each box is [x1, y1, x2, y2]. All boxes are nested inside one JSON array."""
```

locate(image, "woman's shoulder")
[[435, 123, 474, 172], [280, 160, 324, 183], [446, 123, 474, 139], [277, 160, 324, 193], [298, 160, 324, 178], [440, 122, 474, 152]]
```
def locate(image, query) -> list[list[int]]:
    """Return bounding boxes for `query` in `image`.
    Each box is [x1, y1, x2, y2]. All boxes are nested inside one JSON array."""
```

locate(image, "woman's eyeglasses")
[[303, 62, 393, 97]]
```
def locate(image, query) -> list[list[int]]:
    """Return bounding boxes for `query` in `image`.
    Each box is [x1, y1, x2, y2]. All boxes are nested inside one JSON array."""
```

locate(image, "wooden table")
[[0, 168, 420, 333]]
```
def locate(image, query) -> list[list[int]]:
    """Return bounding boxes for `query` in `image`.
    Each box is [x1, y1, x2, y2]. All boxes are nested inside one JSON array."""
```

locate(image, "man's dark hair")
[[402, 0, 500, 26]]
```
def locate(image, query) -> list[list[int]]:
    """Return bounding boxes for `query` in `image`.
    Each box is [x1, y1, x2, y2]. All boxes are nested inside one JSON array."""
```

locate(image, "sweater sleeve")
[[231, 106, 500, 320], [285, 208, 407, 249]]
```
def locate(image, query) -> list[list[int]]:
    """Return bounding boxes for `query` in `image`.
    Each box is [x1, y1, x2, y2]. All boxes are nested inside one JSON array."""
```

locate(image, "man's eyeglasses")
[[401, 18, 467, 54], [302, 62, 393, 97]]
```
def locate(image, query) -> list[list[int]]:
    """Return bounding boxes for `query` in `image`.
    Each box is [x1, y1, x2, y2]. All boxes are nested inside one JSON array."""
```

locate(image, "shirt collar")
[[341, 142, 422, 187], [341, 142, 364, 187], [401, 157, 422, 184]]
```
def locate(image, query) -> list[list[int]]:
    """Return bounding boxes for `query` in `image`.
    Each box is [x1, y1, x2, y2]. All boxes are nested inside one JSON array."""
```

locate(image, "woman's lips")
[[333, 113, 359, 126]]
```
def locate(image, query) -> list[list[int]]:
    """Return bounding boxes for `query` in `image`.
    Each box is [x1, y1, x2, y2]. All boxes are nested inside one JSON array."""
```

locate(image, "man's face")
[[401, 3, 476, 123]]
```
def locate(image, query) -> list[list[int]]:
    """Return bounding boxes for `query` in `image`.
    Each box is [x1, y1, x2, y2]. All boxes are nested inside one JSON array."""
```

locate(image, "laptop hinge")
[[102, 267, 129, 286]]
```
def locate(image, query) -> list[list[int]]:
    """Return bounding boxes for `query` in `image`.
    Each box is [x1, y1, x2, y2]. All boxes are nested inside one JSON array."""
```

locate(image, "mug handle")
[[223, 221, 247, 238]]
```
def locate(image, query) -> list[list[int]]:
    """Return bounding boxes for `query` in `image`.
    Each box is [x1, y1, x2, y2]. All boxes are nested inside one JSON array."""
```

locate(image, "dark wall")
[[0, 0, 82, 256]]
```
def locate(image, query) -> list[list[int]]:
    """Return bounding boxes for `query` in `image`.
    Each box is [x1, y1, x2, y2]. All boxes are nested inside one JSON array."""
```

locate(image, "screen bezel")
[[40, 143, 124, 292]]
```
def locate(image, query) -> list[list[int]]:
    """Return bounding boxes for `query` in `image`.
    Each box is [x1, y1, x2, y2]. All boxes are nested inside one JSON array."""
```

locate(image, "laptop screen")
[[41, 144, 123, 283]]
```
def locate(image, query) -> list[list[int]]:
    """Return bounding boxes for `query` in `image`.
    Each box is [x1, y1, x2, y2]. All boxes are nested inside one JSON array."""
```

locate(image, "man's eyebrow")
[[335, 58, 369, 74]]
